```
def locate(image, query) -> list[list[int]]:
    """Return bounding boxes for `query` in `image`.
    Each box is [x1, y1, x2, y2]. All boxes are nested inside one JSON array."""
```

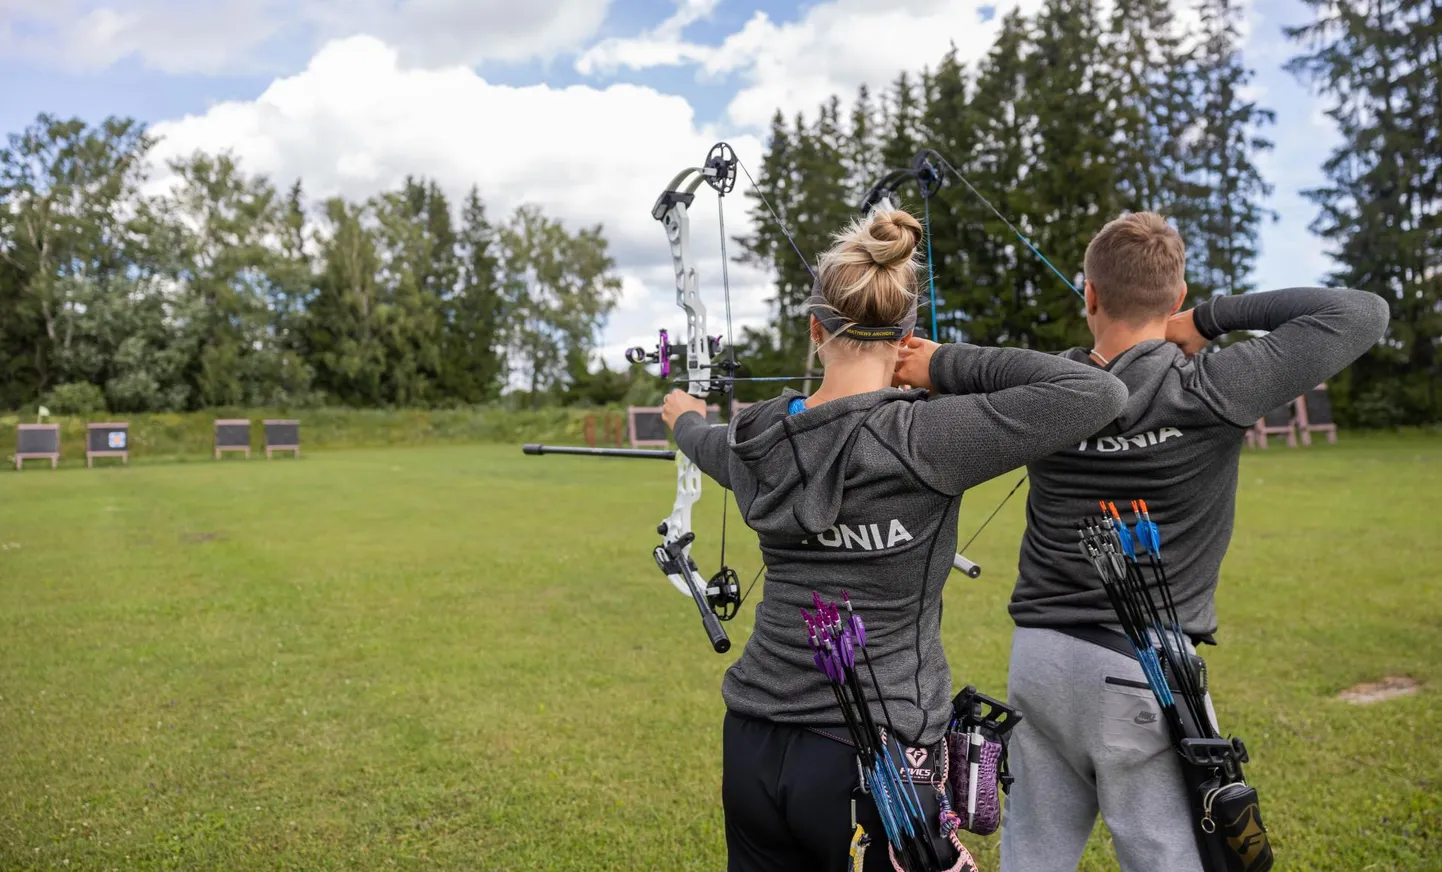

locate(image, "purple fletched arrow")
[[840, 627, 856, 670], [824, 646, 845, 683], [850, 613, 867, 647]]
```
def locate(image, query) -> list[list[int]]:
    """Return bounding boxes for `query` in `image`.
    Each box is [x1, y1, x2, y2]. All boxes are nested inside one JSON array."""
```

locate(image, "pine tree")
[[1015, 0, 1118, 351], [736, 110, 812, 360], [1286, 0, 1438, 424], [917, 46, 982, 343], [440, 186, 504, 404], [879, 72, 925, 170], [846, 84, 884, 205], [1188, 0, 1277, 299], [962, 11, 1040, 348], [1106, 0, 1194, 213]]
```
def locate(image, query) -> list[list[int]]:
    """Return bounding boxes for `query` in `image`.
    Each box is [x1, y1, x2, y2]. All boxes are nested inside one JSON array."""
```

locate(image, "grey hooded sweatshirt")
[[672, 344, 1128, 747], [1009, 286, 1391, 638]]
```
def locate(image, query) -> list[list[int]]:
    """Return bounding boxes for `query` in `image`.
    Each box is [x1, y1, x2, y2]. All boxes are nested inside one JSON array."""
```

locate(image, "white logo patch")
[[802, 519, 914, 550], [1078, 427, 1184, 452]]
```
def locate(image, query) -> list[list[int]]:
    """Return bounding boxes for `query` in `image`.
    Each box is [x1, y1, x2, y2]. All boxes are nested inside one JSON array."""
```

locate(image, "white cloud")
[[1, 0, 286, 74], [575, 0, 721, 76], [0, 0, 609, 74], [146, 35, 782, 368], [578, 0, 1052, 129], [303, 0, 610, 68]]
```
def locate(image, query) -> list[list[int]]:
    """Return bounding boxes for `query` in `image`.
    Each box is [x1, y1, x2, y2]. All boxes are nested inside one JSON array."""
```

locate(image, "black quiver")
[[1173, 684, 1274, 872]]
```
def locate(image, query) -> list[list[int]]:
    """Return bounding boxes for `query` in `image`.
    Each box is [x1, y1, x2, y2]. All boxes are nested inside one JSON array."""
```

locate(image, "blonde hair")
[[1083, 212, 1187, 323], [812, 209, 923, 352]]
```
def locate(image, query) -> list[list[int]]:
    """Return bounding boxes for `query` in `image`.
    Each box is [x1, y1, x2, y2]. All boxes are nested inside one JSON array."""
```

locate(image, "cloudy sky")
[[0, 0, 1338, 367]]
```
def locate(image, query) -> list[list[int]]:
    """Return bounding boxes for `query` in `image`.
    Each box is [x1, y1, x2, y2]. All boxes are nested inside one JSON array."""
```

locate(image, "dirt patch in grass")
[[1336, 675, 1420, 704]]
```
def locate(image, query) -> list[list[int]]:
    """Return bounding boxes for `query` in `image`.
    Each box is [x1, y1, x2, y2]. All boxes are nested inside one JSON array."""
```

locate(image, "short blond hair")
[[813, 209, 922, 352], [1083, 212, 1186, 323]]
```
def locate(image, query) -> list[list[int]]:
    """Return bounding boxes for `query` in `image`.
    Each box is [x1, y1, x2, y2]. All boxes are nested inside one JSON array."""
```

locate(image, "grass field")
[[2, 434, 1439, 870]]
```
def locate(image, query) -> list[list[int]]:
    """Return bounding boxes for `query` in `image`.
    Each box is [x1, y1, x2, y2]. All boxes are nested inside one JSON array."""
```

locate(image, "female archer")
[[661, 207, 1127, 871]]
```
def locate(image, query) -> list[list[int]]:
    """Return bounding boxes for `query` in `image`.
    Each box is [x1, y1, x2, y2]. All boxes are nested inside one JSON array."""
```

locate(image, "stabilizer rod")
[[522, 444, 677, 460], [953, 553, 982, 578]]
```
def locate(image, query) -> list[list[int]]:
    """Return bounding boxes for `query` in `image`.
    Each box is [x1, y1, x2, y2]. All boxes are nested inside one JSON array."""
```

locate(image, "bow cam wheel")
[[705, 142, 738, 195]]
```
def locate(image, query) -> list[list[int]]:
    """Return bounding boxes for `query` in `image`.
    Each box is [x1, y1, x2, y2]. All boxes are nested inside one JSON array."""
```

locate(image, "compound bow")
[[858, 149, 984, 578], [624, 142, 748, 653], [861, 147, 1088, 569], [525, 142, 788, 653], [525, 142, 1082, 648]]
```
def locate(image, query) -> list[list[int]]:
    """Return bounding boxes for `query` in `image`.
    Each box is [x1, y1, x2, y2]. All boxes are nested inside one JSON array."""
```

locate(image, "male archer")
[[974, 212, 1388, 871]]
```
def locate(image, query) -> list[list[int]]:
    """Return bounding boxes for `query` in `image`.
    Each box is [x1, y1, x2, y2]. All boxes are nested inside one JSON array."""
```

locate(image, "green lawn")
[[1, 434, 1439, 870]]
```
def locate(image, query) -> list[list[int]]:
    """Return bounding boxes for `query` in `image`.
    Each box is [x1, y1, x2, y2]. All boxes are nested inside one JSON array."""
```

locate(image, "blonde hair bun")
[[811, 208, 924, 346], [860, 209, 923, 267]]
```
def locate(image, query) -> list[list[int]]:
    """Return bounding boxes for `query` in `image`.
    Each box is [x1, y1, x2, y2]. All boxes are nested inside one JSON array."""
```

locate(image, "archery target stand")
[[214, 419, 253, 459], [264, 419, 301, 459], [15, 423, 60, 470], [86, 422, 129, 467], [627, 405, 720, 448]]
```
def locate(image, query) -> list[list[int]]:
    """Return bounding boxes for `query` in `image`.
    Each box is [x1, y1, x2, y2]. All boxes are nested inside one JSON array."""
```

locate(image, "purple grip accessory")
[[948, 735, 1005, 835]]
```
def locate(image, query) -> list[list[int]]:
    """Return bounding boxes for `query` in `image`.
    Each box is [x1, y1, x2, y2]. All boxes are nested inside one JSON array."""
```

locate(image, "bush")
[[41, 382, 107, 415]]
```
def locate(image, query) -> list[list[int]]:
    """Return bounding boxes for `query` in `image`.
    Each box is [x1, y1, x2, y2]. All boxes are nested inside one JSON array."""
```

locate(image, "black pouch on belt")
[[1202, 780, 1274, 872]]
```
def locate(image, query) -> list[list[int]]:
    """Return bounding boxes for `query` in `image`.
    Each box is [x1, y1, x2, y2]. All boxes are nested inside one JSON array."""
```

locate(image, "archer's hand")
[[662, 390, 708, 430], [893, 335, 939, 391], [1166, 309, 1208, 358]]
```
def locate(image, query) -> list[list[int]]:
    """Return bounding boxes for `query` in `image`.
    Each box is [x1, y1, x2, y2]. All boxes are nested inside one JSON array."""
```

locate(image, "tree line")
[[731, 0, 1274, 393], [1, 0, 1436, 425], [0, 117, 625, 415], [729, 0, 1437, 426]]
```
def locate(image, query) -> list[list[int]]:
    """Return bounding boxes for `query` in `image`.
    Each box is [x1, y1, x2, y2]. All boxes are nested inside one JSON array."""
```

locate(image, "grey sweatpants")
[[999, 626, 1216, 872]]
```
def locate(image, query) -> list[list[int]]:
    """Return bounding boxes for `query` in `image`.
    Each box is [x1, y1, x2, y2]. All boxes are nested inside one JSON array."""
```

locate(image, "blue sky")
[[0, 0, 1340, 360]]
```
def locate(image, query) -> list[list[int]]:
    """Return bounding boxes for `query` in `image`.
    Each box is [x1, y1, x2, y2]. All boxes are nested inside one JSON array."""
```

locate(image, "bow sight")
[[624, 328, 738, 396]]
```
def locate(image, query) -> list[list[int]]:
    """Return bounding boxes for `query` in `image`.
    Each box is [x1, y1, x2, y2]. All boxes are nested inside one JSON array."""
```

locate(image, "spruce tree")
[[1188, 0, 1277, 299], [736, 110, 812, 360], [963, 11, 1041, 348], [1286, 0, 1437, 423], [1016, 0, 1117, 351]]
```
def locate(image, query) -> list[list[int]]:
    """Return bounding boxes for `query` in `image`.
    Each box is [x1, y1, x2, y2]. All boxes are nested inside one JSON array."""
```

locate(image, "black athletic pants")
[[722, 711, 960, 872]]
